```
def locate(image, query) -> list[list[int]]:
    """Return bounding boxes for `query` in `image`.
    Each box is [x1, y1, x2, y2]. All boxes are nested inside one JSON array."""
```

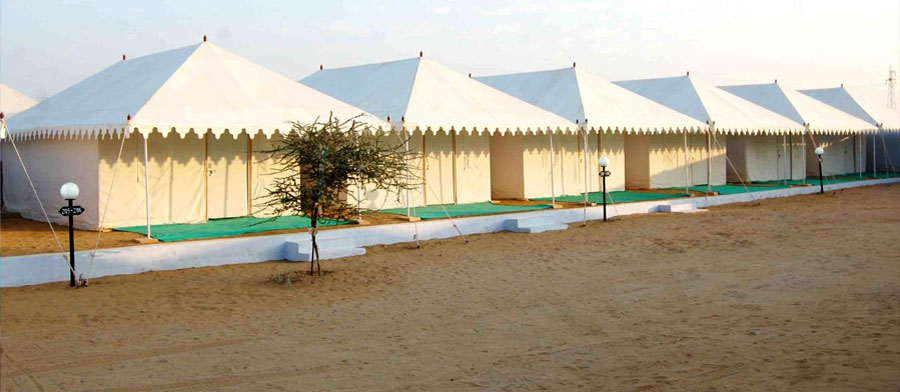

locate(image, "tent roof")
[[719, 82, 874, 134], [614, 75, 803, 135], [300, 57, 578, 134], [1, 83, 39, 117], [475, 67, 706, 133], [1, 83, 39, 140], [800, 85, 900, 132], [7, 42, 387, 140]]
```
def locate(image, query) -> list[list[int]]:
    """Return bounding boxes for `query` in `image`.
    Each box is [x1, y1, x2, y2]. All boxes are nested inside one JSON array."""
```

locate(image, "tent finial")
[[686, 71, 690, 76], [401, 116, 406, 123], [576, 119, 579, 124], [122, 54, 127, 61], [840, 83, 844, 87], [774, 79, 778, 84], [203, 34, 207, 42], [127, 114, 131, 121], [387, 115, 391, 122], [0, 112, 5, 120], [419, 51, 423, 57], [468, 73, 472, 78], [319, 64, 323, 70]]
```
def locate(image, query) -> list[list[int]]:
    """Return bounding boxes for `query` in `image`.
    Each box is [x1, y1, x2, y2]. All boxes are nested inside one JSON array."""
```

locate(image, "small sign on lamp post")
[[59, 182, 84, 287]]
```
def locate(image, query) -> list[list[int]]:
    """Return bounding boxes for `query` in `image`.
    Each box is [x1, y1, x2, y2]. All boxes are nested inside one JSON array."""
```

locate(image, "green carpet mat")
[[114, 215, 353, 242], [665, 184, 792, 195], [380, 202, 551, 220], [532, 190, 691, 204], [755, 172, 900, 186]]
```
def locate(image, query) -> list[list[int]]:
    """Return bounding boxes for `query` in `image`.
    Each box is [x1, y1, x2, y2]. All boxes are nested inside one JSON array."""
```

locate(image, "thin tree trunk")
[[310, 201, 319, 275]]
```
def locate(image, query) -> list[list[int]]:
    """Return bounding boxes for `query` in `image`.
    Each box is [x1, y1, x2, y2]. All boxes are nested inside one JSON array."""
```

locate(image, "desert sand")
[[1, 185, 899, 391]]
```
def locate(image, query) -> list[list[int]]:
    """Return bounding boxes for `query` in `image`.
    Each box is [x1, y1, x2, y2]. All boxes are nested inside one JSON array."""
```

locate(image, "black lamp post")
[[59, 182, 84, 287], [814, 147, 824, 194], [598, 156, 611, 222]]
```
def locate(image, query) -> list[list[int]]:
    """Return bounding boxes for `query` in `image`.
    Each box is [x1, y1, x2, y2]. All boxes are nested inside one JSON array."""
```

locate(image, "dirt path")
[[1, 185, 899, 391]]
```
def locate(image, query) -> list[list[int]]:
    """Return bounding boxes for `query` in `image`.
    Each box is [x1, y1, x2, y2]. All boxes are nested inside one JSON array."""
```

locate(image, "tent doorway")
[[206, 133, 250, 219]]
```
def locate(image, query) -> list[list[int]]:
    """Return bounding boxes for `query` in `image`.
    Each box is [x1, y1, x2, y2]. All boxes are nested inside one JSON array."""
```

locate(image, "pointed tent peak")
[[799, 86, 879, 126], [302, 55, 577, 133], [720, 82, 873, 132], [0, 83, 39, 117], [477, 67, 706, 132], [616, 74, 801, 132], [803, 84, 899, 130], [7, 41, 387, 138]]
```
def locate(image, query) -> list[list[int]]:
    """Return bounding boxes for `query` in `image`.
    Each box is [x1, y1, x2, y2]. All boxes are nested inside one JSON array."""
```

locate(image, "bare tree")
[[259, 114, 418, 275]]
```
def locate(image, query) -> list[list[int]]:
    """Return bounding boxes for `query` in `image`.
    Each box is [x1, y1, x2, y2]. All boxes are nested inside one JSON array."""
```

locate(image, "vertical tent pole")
[[142, 133, 152, 240], [858, 133, 862, 179], [451, 130, 458, 204], [582, 122, 589, 225], [874, 126, 878, 178], [404, 128, 411, 219], [782, 134, 788, 185], [706, 123, 713, 197], [683, 129, 690, 194], [549, 130, 556, 207], [803, 124, 810, 185]]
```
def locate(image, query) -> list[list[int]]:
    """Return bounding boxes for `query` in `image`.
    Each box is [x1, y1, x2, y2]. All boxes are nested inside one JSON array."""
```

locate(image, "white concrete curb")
[[2, 177, 898, 287]]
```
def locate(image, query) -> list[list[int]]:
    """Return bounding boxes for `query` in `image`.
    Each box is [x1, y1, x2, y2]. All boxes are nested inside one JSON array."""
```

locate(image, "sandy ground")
[[1, 185, 899, 391]]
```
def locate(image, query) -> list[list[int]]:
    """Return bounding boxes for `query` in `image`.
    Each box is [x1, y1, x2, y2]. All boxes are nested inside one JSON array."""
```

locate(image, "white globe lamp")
[[60, 182, 80, 200]]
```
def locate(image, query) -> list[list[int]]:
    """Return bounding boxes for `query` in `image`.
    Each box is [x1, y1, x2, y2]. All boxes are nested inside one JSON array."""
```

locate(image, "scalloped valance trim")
[[4, 122, 880, 140]]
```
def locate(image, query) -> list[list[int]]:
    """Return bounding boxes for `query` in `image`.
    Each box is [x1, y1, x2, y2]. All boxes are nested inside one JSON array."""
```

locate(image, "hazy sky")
[[2, 0, 898, 100]]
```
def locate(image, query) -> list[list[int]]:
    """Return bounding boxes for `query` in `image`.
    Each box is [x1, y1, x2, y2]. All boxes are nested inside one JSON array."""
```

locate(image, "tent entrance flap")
[[207, 133, 250, 219]]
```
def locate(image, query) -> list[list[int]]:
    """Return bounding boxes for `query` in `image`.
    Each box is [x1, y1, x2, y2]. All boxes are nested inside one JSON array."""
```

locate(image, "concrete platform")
[[3, 177, 898, 287]]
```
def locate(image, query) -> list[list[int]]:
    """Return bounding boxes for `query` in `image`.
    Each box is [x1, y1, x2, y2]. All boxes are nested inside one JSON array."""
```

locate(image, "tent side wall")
[[455, 133, 491, 204], [2, 138, 100, 229], [867, 133, 897, 172], [343, 131, 426, 211], [726, 135, 793, 182], [98, 132, 206, 228], [519, 133, 587, 199], [806, 135, 857, 176], [790, 134, 806, 180]]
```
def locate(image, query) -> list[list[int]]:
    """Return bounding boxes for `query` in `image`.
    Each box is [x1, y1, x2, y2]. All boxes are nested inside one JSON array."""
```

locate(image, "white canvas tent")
[[476, 66, 706, 198], [719, 82, 873, 181], [614, 75, 802, 189], [3, 40, 386, 230], [800, 85, 900, 174], [0, 83, 40, 208], [300, 55, 576, 208]]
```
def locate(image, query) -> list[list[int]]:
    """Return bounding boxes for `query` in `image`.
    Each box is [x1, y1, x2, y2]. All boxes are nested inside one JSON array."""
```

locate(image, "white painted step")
[[658, 203, 704, 213], [283, 237, 366, 262], [504, 217, 568, 233]]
